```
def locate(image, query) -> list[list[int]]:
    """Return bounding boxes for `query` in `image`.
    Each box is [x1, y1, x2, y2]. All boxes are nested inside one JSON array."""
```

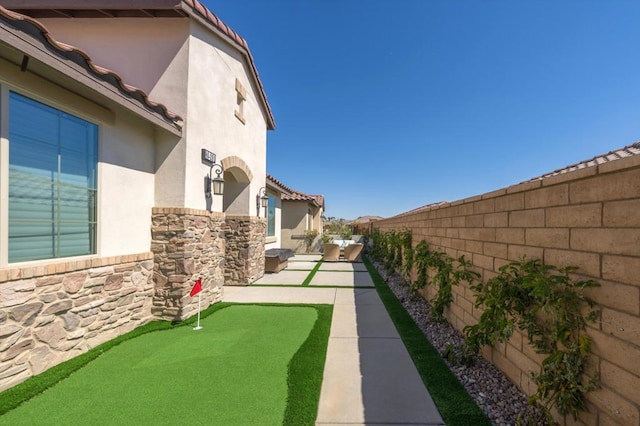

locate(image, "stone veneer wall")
[[0, 209, 267, 392], [224, 216, 266, 285], [151, 208, 225, 321], [0, 252, 154, 392], [373, 155, 640, 425]]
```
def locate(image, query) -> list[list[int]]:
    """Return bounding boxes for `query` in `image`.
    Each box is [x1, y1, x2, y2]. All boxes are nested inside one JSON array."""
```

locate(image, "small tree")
[[304, 229, 319, 253], [320, 233, 332, 244]]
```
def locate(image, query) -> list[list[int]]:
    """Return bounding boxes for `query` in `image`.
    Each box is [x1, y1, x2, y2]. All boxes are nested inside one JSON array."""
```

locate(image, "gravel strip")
[[372, 261, 547, 426]]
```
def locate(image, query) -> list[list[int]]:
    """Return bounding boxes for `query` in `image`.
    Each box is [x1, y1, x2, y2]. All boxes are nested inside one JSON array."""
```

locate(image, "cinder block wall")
[[374, 155, 640, 425]]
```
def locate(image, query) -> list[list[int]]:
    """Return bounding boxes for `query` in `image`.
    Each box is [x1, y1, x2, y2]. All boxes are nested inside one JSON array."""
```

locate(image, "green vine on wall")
[[370, 230, 601, 423], [410, 242, 479, 321], [464, 258, 600, 422]]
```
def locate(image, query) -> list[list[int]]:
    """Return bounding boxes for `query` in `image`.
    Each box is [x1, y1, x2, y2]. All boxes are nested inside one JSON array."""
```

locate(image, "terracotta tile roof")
[[267, 174, 324, 209], [393, 201, 448, 218], [266, 173, 294, 195], [282, 191, 325, 209], [0, 5, 183, 129], [527, 141, 640, 182], [3, 0, 275, 130]]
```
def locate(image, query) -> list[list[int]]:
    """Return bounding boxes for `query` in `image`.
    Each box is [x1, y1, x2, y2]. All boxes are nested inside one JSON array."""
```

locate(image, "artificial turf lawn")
[[1, 304, 333, 425], [363, 256, 491, 426]]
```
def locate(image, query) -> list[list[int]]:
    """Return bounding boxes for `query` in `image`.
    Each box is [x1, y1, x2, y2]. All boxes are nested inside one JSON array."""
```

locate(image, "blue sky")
[[207, 0, 640, 220]]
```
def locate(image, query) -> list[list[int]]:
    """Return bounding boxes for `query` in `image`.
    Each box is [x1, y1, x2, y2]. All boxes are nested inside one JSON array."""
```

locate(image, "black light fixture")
[[206, 163, 224, 197], [257, 187, 268, 216]]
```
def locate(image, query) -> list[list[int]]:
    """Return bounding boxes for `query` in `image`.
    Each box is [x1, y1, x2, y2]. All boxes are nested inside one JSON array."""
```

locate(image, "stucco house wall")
[[281, 201, 312, 253], [35, 17, 268, 216], [0, 20, 180, 391], [0, 1, 274, 392]]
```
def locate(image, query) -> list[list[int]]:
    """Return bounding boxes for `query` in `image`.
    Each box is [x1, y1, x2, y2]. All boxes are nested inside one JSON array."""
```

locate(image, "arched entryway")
[[220, 156, 253, 215]]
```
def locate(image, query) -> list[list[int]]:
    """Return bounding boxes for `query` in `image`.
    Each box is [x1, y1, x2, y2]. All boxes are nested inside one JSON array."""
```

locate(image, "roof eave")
[[0, 9, 183, 135], [179, 0, 275, 130]]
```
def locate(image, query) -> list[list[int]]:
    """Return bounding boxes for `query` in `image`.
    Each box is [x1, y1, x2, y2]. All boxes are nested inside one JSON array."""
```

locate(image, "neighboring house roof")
[[4, 0, 276, 130], [527, 141, 640, 182], [267, 174, 325, 210], [351, 216, 384, 224], [388, 201, 448, 219], [266, 174, 295, 195], [0, 5, 183, 132], [282, 192, 325, 210]]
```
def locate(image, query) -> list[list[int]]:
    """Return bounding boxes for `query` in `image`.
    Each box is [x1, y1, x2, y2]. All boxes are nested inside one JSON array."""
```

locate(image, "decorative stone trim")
[[220, 156, 253, 182], [0, 252, 153, 284], [0, 253, 155, 392]]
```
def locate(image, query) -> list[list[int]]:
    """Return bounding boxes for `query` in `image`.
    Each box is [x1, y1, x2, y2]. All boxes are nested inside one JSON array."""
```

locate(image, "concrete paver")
[[310, 271, 374, 287], [252, 270, 309, 285], [317, 337, 443, 425], [333, 288, 383, 306], [329, 304, 399, 338], [319, 262, 368, 272], [223, 261, 444, 426], [285, 261, 318, 270], [290, 254, 322, 262], [223, 286, 336, 304]]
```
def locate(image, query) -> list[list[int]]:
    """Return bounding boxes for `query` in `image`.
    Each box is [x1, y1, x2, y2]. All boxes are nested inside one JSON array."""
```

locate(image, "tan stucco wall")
[[0, 57, 167, 265], [374, 156, 640, 425], [98, 112, 157, 256], [281, 202, 310, 252], [184, 20, 266, 214], [37, 17, 268, 215]]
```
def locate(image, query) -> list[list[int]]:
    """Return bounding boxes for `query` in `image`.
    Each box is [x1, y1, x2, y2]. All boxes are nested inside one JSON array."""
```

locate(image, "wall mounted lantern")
[[257, 187, 268, 216], [207, 163, 225, 196]]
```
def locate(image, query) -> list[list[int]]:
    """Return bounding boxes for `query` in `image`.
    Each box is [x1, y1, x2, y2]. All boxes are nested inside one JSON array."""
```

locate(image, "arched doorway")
[[221, 156, 253, 215]]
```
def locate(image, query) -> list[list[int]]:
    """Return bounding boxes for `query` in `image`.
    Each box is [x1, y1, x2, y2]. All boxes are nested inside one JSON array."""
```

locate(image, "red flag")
[[190, 279, 203, 297]]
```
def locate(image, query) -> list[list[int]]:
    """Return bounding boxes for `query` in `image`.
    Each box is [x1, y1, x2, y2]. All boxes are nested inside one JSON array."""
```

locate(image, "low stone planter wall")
[[0, 253, 154, 392]]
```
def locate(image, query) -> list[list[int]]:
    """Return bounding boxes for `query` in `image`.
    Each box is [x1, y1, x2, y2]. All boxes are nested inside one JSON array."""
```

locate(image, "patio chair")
[[343, 243, 363, 262], [323, 243, 340, 262]]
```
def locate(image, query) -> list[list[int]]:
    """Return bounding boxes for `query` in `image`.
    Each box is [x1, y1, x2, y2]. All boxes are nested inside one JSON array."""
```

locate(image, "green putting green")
[[1, 305, 328, 425]]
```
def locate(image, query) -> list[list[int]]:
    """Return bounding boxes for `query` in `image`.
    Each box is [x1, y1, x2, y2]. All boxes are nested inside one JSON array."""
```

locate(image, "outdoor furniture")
[[333, 239, 355, 248], [264, 248, 294, 273], [343, 243, 364, 262], [322, 243, 340, 262]]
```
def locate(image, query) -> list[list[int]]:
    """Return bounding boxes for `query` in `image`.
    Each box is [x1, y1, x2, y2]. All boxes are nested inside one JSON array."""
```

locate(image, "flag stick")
[[193, 291, 203, 331]]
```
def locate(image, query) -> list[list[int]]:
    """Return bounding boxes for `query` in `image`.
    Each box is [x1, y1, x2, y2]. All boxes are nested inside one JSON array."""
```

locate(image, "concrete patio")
[[224, 254, 444, 425]]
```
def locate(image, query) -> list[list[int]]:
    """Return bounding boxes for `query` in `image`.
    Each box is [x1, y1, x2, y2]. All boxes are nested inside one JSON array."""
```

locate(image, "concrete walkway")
[[223, 256, 444, 426]]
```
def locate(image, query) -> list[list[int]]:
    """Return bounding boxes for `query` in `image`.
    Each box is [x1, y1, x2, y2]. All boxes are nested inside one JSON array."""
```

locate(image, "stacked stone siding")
[[0, 252, 154, 392], [0, 207, 268, 392], [224, 216, 266, 285], [374, 155, 640, 425], [151, 208, 225, 321]]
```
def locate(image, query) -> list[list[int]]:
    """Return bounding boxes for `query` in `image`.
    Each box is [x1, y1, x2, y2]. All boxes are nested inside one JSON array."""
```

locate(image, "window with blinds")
[[8, 92, 98, 263]]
